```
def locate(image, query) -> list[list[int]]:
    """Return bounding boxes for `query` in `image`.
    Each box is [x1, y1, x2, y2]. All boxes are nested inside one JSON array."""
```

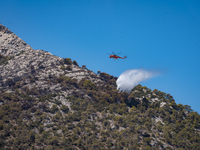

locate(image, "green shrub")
[[66, 65, 72, 71], [29, 131, 35, 143], [61, 105, 69, 113], [72, 60, 78, 66], [54, 100, 61, 105], [5, 78, 15, 87], [55, 111, 62, 119], [0, 54, 10, 65], [0, 124, 4, 130], [64, 58, 72, 65], [60, 66, 65, 70], [83, 80, 96, 90], [51, 104, 58, 114]]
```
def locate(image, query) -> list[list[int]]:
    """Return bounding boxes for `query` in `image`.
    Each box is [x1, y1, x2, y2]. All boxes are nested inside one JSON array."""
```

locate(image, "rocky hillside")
[[0, 24, 110, 95], [0, 24, 200, 150], [0, 24, 32, 57]]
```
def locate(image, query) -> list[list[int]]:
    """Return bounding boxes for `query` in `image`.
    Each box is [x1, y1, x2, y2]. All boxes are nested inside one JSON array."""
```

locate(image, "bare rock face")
[[0, 49, 63, 80], [0, 24, 12, 34], [0, 24, 32, 57], [0, 24, 64, 93]]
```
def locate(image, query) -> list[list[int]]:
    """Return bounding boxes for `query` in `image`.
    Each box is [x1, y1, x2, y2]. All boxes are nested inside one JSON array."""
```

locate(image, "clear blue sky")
[[1, 0, 200, 113]]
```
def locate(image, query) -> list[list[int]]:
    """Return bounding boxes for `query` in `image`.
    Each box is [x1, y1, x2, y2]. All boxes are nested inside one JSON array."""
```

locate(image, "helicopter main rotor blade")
[[116, 52, 122, 55]]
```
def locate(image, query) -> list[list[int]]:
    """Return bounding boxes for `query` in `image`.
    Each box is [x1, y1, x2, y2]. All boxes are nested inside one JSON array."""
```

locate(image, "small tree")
[[82, 65, 87, 69], [60, 65, 65, 70], [29, 131, 35, 143], [64, 58, 72, 65], [72, 60, 78, 66], [51, 104, 58, 114], [97, 71, 101, 75], [61, 105, 69, 113], [66, 65, 72, 71], [5, 78, 15, 87]]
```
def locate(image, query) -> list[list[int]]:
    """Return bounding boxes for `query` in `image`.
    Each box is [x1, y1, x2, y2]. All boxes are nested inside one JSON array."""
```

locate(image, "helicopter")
[[108, 52, 127, 60]]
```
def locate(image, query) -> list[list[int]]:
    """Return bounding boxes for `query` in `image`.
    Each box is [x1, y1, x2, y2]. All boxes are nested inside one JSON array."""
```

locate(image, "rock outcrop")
[[0, 24, 32, 57]]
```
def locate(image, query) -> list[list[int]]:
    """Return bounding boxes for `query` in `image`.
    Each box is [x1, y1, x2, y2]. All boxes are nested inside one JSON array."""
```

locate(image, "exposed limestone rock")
[[151, 97, 159, 102], [160, 101, 166, 107], [0, 24, 32, 56], [154, 116, 164, 124]]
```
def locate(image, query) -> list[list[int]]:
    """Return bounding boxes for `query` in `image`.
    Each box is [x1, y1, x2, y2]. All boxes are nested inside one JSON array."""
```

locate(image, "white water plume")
[[116, 69, 159, 92]]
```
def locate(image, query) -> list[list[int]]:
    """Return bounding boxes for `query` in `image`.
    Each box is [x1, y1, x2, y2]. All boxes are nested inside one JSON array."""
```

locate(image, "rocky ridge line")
[[0, 24, 107, 95], [0, 23, 32, 57]]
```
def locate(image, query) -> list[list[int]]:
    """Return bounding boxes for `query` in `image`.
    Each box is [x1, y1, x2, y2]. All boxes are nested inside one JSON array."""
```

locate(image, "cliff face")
[[0, 24, 199, 150]]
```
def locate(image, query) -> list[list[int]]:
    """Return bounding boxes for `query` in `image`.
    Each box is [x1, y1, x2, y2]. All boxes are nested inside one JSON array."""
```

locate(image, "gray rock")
[[0, 24, 32, 57]]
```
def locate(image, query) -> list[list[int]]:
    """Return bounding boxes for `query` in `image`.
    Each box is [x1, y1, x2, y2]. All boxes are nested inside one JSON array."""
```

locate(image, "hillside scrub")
[[0, 80, 200, 149]]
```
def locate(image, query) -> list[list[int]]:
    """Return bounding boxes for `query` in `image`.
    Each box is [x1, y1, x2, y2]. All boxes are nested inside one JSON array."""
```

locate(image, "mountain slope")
[[0, 24, 200, 150], [0, 24, 32, 57]]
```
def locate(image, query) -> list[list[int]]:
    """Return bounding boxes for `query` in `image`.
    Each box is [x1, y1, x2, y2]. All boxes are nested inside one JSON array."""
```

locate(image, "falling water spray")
[[116, 69, 160, 92]]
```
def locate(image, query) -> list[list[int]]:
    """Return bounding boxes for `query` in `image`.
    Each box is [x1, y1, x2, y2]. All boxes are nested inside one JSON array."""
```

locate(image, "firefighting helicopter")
[[108, 52, 127, 60]]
